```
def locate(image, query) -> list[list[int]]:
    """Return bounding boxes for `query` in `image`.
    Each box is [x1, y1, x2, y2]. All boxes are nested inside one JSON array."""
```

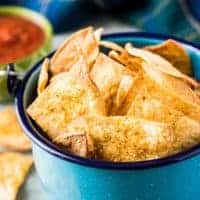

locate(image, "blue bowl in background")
[[13, 32, 200, 200]]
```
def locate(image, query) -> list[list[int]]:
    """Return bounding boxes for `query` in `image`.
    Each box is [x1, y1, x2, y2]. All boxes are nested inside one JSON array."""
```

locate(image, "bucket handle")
[[0, 64, 24, 97]]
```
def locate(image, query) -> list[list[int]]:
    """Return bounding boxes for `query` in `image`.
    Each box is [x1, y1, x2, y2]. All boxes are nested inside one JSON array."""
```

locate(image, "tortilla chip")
[[143, 62, 200, 107], [173, 116, 200, 152], [116, 72, 142, 115], [27, 54, 106, 139], [56, 116, 173, 162], [144, 39, 192, 75], [54, 132, 95, 158], [127, 97, 183, 122], [115, 75, 135, 109], [125, 43, 198, 88], [195, 90, 200, 98], [94, 27, 104, 42], [37, 58, 49, 95], [0, 152, 33, 200], [0, 107, 31, 151], [122, 67, 200, 120], [125, 95, 200, 154], [194, 84, 200, 98], [90, 53, 135, 114], [109, 50, 142, 73], [108, 50, 119, 58], [50, 26, 99, 75], [117, 73, 200, 155], [100, 40, 124, 52]]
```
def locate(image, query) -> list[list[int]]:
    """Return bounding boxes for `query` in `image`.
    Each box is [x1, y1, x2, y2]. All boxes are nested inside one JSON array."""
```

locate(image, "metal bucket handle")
[[0, 64, 24, 97]]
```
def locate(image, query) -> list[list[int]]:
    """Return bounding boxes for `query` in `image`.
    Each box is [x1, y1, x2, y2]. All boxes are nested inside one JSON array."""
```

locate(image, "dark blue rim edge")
[[16, 32, 200, 170]]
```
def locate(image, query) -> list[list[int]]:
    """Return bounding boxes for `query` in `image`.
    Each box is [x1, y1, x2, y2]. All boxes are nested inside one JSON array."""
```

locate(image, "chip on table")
[[0, 107, 31, 151], [0, 152, 33, 200]]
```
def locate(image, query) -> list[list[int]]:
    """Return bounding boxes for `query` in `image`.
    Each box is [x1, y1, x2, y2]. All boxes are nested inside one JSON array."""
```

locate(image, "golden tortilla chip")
[[50, 26, 99, 75], [173, 116, 200, 152], [115, 75, 135, 109], [142, 62, 200, 107], [122, 67, 200, 120], [126, 95, 200, 154], [119, 74, 200, 155], [109, 50, 142, 73], [194, 84, 200, 98], [125, 43, 198, 88], [0, 152, 33, 200], [100, 40, 124, 52], [55, 116, 173, 162], [144, 39, 192, 75], [0, 107, 31, 151], [27, 54, 106, 139], [54, 132, 95, 158], [116, 72, 142, 115], [90, 53, 135, 114], [37, 58, 49, 95], [195, 90, 200, 98], [127, 96, 183, 123], [94, 27, 104, 42]]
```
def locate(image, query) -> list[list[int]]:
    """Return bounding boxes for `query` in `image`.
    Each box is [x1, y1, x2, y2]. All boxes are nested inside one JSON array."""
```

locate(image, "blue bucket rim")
[[16, 32, 200, 170]]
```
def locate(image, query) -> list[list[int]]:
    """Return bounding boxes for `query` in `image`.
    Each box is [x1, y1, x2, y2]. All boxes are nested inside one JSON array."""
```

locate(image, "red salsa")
[[0, 15, 45, 64]]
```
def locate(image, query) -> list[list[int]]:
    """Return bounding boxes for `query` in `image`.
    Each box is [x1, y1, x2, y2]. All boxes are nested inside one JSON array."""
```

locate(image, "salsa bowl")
[[13, 32, 200, 200], [0, 6, 52, 102]]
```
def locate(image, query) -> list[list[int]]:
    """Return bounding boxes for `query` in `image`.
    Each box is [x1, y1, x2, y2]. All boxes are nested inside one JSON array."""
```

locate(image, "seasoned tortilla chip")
[[94, 27, 104, 42], [173, 116, 200, 151], [54, 132, 95, 158], [56, 116, 173, 162], [50, 26, 99, 75], [125, 43, 198, 88], [126, 96, 200, 154], [27, 54, 106, 139], [37, 58, 49, 95], [144, 39, 192, 75], [115, 75, 135, 109], [100, 40, 124, 52], [142, 62, 200, 107], [0, 107, 31, 151], [120, 77, 200, 158], [127, 97, 183, 123], [109, 50, 142, 73], [122, 67, 200, 120], [195, 89, 200, 98], [0, 152, 33, 200], [194, 84, 200, 98], [90, 53, 135, 113]]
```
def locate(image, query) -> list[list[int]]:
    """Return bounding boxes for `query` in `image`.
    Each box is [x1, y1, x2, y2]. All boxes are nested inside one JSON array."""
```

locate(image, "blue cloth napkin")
[[117, 0, 200, 43]]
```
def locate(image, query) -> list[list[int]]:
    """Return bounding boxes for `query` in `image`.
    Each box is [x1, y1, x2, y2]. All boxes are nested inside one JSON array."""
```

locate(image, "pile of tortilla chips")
[[0, 107, 32, 199], [27, 26, 200, 162]]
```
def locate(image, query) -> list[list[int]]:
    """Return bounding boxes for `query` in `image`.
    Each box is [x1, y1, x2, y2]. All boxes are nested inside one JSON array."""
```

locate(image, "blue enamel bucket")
[[12, 32, 200, 200]]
